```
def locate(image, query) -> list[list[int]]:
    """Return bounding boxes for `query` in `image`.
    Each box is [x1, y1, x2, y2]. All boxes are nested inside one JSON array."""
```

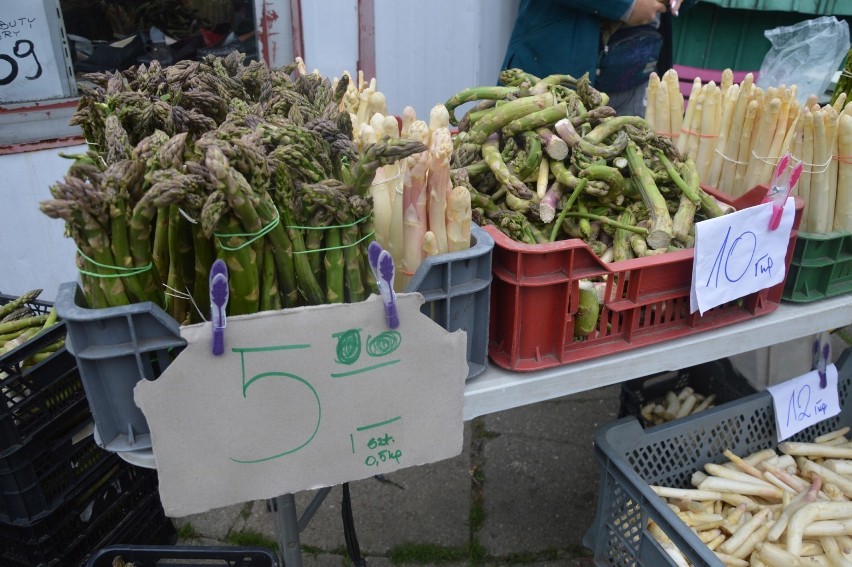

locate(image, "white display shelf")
[[463, 294, 852, 421]]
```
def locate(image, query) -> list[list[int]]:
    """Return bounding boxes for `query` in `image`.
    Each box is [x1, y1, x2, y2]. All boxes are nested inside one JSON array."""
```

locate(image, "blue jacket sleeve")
[[542, 0, 635, 22], [501, 0, 631, 83]]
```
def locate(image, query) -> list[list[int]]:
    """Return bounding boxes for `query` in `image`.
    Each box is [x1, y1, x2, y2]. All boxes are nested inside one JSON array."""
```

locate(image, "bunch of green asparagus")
[[0, 289, 63, 362], [448, 70, 728, 259], [41, 53, 424, 323]]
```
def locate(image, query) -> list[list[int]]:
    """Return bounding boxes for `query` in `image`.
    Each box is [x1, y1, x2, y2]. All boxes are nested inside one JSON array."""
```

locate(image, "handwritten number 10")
[[705, 226, 757, 288], [0, 40, 42, 86]]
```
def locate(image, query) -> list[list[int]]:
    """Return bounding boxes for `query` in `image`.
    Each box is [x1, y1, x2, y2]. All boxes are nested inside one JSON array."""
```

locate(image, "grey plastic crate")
[[404, 223, 493, 379], [54, 282, 187, 453], [584, 348, 852, 567]]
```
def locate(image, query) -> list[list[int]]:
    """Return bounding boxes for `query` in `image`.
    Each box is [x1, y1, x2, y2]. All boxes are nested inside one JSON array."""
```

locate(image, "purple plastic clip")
[[368, 241, 399, 329], [209, 259, 229, 356], [763, 153, 803, 231], [813, 334, 831, 389]]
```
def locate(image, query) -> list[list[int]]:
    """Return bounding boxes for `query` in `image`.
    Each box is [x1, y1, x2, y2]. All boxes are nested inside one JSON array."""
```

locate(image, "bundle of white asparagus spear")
[[648, 426, 852, 566], [332, 91, 473, 291], [645, 69, 851, 234]]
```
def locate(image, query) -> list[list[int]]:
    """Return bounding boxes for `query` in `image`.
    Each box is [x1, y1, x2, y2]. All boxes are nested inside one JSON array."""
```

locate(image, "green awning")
[[699, 0, 852, 16]]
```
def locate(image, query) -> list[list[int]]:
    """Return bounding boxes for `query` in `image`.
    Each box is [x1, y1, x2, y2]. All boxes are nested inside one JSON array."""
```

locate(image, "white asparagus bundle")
[[334, 69, 390, 149], [647, 427, 852, 565], [397, 108, 473, 291], [646, 68, 852, 234]]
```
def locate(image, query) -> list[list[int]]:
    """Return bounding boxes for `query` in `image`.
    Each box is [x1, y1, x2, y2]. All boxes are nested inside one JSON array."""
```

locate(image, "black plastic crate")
[[0, 458, 157, 566], [64, 488, 176, 567], [1, 293, 82, 449], [0, 293, 102, 526], [617, 358, 756, 427], [584, 348, 852, 566], [0, 409, 112, 526], [87, 546, 281, 567]]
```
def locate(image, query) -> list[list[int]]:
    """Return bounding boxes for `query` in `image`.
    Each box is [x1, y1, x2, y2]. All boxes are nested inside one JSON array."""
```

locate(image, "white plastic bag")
[[757, 16, 850, 105]]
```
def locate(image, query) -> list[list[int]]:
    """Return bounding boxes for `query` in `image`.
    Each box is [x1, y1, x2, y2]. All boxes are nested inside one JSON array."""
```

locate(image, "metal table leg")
[[273, 488, 332, 566]]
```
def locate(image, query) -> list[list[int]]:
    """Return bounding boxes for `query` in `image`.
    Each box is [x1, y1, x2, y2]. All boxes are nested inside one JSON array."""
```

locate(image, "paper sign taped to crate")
[[767, 364, 840, 442], [134, 294, 467, 517], [690, 198, 795, 315]]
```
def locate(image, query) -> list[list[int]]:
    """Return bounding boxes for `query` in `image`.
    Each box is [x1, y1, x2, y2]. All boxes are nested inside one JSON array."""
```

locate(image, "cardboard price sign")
[[135, 294, 467, 517]]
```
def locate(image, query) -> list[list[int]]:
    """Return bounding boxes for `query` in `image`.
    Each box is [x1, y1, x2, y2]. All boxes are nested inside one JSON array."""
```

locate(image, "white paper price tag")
[[767, 364, 840, 443], [690, 198, 795, 315]]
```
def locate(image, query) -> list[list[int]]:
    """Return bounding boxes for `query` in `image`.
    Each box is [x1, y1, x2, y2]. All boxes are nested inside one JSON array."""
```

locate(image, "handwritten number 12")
[[786, 385, 812, 427]]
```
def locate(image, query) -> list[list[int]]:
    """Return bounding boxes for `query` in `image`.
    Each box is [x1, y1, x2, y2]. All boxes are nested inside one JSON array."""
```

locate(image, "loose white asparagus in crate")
[[646, 427, 852, 565], [639, 386, 720, 425]]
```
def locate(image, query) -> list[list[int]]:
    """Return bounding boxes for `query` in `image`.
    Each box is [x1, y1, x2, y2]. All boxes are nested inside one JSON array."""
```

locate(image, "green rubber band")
[[293, 231, 375, 255], [285, 214, 370, 231], [76, 249, 153, 279], [215, 210, 281, 251]]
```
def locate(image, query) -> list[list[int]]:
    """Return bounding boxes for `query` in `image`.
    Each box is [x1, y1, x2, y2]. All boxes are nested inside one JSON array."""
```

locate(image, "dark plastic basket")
[[405, 223, 493, 379], [54, 282, 187, 452], [67, 490, 176, 567], [0, 293, 109, 526], [0, 292, 84, 449], [87, 546, 280, 567], [584, 348, 852, 566], [782, 230, 852, 303], [0, 459, 158, 566], [618, 358, 757, 428], [0, 410, 112, 526]]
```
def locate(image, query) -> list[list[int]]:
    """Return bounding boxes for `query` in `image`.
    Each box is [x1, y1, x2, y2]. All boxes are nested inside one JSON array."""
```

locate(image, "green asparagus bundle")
[[448, 70, 728, 255], [41, 53, 423, 323]]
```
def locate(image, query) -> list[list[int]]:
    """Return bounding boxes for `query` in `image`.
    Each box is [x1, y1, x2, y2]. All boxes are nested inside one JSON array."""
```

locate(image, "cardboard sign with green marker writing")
[[134, 294, 467, 517]]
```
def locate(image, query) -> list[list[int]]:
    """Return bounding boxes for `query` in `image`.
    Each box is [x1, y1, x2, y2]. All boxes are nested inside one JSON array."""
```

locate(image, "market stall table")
[[112, 293, 851, 565]]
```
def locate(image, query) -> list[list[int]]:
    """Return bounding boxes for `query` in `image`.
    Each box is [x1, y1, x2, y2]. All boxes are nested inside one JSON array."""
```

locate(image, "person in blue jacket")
[[501, 0, 692, 116]]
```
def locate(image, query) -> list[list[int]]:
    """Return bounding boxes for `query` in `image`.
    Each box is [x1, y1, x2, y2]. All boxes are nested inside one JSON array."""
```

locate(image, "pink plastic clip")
[[670, 0, 679, 16], [764, 153, 803, 231]]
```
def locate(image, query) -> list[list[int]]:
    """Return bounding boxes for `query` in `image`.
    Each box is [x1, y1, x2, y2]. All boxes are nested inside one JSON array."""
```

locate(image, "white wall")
[[0, 145, 84, 301], [300, 0, 360, 80], [375, 0, 519, 119], [302, 0, 519, 119]]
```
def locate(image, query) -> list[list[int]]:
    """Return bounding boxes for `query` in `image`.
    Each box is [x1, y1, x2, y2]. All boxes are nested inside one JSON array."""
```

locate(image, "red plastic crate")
[[486, 186, 803, 372]]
